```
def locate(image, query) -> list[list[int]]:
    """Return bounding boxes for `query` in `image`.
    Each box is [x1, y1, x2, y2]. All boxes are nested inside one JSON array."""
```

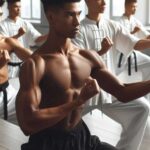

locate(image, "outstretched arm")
[[35, 34, 48, 44], [5, 37, 32, 61], [134, 38, 150, 50], [90, 51, 150, 102]]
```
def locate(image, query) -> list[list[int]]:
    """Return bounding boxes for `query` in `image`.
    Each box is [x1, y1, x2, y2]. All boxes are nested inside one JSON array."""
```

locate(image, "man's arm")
[[134, 38, 150, 50], [6, 37, 32, 61], [97, 37, 113, 56], [35, 34, 48, 44], [0, 50, 10, 68], [90, 51, 150, 102], [16, 56, 100, 135], [12, 27, 26, 39]]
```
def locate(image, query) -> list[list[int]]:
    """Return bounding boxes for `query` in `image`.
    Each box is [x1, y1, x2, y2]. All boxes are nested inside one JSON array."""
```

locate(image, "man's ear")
[[46, 10, 54, 22]]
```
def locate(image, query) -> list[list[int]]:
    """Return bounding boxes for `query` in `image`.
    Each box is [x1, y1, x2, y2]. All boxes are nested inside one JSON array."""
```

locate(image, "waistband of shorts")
[[0, 81, 9, 91], [30, 119, 85, 138]]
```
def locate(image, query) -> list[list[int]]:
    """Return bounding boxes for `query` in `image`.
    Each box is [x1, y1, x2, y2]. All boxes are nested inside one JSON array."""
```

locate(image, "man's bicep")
[[18, 58, 42, 106], [17, 86, 41, 111], [92, 67, 124, 96]]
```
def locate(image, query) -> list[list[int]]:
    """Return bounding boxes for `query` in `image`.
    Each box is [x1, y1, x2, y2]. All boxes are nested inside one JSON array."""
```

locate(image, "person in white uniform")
[[0, 0, 47, 78], [0, 35, 32, 123], [72, 0, 150, 150], [116, 0, 150, 101]]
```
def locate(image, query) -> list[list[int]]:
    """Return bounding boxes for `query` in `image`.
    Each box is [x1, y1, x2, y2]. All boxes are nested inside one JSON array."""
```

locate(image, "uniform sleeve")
[[134, 18, 150, 38], [25, 21, 41, 46], [115, 22, 139, 58], [0, 22, 9, 37]]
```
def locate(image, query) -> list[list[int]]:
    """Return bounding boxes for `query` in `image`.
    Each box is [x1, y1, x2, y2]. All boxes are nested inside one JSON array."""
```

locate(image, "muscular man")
[[16, 0, 150, 150], [72, 0, 150, 150], [0, 35, 32, 122], [0, 0, 47, 78]]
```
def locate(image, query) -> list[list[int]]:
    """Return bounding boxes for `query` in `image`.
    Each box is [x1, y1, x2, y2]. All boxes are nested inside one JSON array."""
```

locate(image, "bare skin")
[[16, 2, 150, 136], [0, 35, 32, 84], [98, 36, 113, 55]]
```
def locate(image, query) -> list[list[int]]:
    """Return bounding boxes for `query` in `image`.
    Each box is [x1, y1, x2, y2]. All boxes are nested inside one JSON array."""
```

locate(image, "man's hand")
[[17, 27, 26, 37], [131, 26, 141, 34], [98, 37, 113, 56], [77, 77, 100, 106], [0, 50, 10, 68]]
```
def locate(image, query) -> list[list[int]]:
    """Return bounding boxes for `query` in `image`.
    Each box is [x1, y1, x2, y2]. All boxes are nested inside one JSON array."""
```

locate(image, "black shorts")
[[21, 120, 118, 150]]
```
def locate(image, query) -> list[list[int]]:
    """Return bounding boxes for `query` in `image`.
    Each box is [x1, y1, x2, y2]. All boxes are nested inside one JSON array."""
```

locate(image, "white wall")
[[134, 0, 148, 25], [1, 0, 149, 39]]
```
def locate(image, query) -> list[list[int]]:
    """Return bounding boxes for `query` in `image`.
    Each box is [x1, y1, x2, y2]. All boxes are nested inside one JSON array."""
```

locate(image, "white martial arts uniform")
[[72, 16, 150, 150], [0, 17, 41, 78], [0, 83, 17, 124], [116, 15, 150, 100]]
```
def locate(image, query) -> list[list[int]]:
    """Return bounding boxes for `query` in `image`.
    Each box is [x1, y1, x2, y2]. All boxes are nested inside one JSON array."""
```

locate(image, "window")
[[21, 0, 41, 23], [111, 0, 124, 17], [148, 0, 150, 24]]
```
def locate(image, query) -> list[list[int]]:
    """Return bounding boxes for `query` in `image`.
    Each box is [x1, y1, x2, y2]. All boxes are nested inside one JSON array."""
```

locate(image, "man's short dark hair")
[[6, 0, 20, 4], [0, 0, 5, 7], [125, 0, 137, 5], [41, 0, 81, 12]]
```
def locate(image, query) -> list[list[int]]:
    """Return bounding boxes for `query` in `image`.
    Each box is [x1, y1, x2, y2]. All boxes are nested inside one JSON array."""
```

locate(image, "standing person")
[[72, 0, 150, 150], [0, 0, 47, 78], [116, 0, 150, 99], [16, 0, 150, 150], [0, 35, 32, 122]]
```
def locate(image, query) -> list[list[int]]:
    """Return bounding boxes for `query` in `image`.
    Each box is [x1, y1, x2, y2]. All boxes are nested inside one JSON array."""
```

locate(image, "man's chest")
[[44, 54, 92, 89]]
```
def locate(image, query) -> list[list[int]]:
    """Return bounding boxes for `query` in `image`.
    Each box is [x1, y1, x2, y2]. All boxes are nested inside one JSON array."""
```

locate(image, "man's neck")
[[124, 12, 132, 20], [42, 32, 73, 54], [8, 15, 19, 22], [87, 12, 102, 23]]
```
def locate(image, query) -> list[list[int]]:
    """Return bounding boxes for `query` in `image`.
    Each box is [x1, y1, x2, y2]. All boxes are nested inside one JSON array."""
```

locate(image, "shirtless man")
[[0, 35, 32, 121], [16, 0, 150, 150]]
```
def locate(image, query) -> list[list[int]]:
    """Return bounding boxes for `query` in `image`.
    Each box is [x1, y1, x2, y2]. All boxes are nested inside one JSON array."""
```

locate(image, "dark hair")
[[41, 0, 81, 12], [125, 0, 137, 5], [6, 0, 20, 4], [0, 0, 5, 7]]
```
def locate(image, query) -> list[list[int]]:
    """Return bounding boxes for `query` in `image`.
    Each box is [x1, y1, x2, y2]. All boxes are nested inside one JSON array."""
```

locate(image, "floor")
[[83, 109, 150, 150]]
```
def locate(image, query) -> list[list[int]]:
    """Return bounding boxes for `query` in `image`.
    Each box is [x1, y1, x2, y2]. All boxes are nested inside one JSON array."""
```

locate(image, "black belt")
[[8, 61, 23, 67], [0, 81, 9, 120], [118, 51, 138, 76]]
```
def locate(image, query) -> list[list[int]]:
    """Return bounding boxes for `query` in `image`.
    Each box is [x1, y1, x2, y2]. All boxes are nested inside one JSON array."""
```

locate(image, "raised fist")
[[77, 77, 100, 105]]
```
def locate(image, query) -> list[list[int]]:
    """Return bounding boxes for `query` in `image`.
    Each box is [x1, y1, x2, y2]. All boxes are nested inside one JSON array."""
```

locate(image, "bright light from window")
[[21, 0, 41, 23]]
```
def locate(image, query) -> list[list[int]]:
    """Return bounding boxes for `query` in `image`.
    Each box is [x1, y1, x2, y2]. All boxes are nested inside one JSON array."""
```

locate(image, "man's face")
[[49, 2, 81, 38], [125, 2, 137, 15], [8, 2, 21, 17], [86, 0, 106, 14]]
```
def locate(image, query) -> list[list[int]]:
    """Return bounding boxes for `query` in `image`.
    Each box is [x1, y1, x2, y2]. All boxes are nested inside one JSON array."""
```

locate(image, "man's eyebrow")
[[65, 10, 82, 14]]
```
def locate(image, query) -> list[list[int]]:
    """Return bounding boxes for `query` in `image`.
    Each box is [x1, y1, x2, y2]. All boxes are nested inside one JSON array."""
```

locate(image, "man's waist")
[[0, 81, 9, 91]]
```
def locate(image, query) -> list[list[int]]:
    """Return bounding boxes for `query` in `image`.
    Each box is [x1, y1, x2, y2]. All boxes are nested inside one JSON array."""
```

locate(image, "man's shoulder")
[[79, 49, 102, 64], [23, 53, 44, 68], [0, 18, 10, 25]]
